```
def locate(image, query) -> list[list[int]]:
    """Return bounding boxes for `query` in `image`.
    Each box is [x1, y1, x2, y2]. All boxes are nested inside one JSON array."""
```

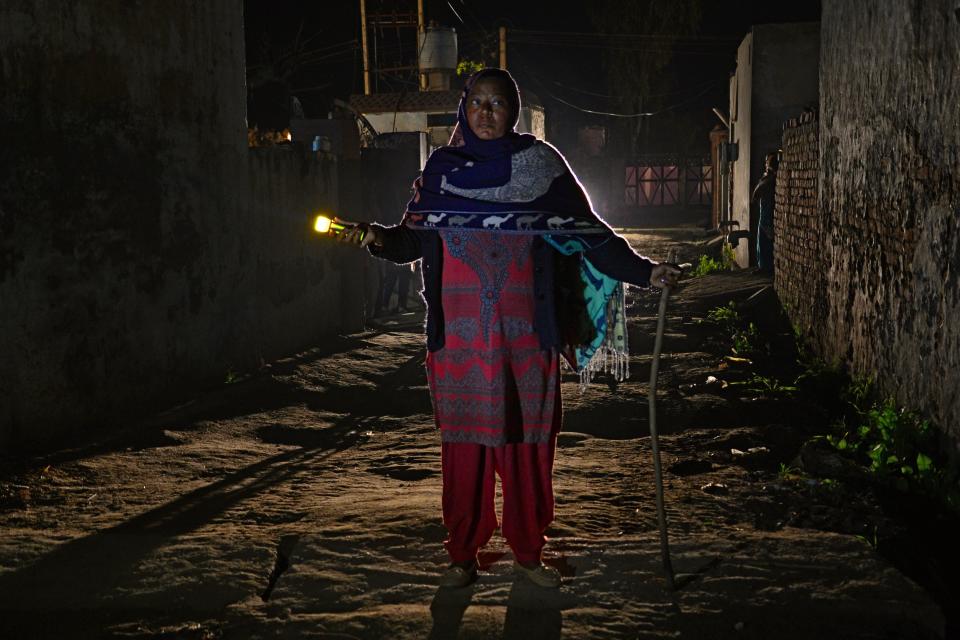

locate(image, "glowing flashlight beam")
[[313, 214, 364, 240], [314, 215, 334, 233]]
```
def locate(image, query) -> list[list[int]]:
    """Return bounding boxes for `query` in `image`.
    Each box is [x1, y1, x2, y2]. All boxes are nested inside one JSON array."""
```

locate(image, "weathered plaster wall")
[[814, 1, 959, 447], [0, 1, 364, 448]]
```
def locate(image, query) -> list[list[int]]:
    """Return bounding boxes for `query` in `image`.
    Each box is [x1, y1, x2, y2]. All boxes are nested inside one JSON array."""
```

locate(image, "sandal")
[[439, 560, 477, 588], [514, 561, 562, 588]]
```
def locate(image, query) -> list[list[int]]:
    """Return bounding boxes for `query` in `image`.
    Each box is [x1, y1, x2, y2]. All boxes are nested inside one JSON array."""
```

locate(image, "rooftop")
[[349, 90, 461, 114]]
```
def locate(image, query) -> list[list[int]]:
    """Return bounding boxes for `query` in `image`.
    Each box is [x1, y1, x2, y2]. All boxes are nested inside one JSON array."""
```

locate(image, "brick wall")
[[775, 115, 824, 337], [777, 1, 960, 450]]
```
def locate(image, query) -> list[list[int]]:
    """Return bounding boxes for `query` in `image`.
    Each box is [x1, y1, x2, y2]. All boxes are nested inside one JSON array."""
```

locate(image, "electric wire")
[[510, 28, 740, 42], [536, 79, 722, 118], [445, 2, 464, 25]]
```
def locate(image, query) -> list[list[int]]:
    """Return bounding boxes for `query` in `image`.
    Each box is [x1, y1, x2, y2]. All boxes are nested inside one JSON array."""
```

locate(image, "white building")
[[725, 22, 820, 267]]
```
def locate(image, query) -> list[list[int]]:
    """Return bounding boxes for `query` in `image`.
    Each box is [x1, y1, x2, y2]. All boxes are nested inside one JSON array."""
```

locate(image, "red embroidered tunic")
[[425, 229, 561, 447]]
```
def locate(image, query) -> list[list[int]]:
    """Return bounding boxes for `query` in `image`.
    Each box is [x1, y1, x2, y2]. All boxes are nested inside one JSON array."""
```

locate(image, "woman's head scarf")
[[448, 68, 527, 158], [404, 68, 608, 235]]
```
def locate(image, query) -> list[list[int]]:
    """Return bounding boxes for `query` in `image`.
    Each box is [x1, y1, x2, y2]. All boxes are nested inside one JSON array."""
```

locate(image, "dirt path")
[[0, 229, 945, 639]]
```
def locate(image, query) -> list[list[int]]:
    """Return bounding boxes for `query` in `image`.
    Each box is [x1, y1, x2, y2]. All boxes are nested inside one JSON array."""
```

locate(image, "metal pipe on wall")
[[499, 26, 507, 69]]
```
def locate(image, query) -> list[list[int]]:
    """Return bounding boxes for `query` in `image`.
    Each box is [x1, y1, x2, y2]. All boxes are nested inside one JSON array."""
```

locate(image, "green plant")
[[706, 301, 739, 326], [791, 321, 804, 343], [690, 254, 726, 277], [823, 392, 960, 512], [778, 462, 803, 480], [705, 302, 764, 356], [225, 369, 239, 384], [860, 400, 934, 479], [732, 322, 760, 356], [843, 375, 874, 411], [721, 242, 737, 269], [821, 376, 876, 454], [732, 373, 797, 397], [456, 59, 485, 76]]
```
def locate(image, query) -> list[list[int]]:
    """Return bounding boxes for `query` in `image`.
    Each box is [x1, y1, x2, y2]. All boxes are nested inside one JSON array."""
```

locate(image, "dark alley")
[[1, 1, 958, 639]]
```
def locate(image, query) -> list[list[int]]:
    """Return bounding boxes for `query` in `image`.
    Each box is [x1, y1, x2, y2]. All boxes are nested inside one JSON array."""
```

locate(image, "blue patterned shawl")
[[403, 68, 629, 384]]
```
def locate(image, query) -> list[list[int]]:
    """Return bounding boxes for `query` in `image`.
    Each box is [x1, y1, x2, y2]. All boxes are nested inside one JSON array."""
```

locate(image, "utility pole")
[[418, 0, 426, 90], [499, 26, 507, 69], [360, 0, 370, 94], [359, 1, 420, 93]]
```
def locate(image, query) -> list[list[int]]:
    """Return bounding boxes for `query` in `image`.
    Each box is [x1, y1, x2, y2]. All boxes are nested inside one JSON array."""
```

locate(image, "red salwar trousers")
[[441, 436, 557, 566]]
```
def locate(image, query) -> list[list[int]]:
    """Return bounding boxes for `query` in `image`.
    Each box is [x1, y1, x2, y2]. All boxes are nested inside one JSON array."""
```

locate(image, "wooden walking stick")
[[648, 264, 676, 590]]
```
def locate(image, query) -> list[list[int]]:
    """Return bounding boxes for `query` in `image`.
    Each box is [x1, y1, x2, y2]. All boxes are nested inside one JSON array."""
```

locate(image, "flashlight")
[[313, 214, 366, 241]]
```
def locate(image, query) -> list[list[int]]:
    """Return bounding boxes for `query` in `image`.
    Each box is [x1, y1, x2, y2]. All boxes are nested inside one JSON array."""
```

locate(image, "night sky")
[[244, 1, 821, 153]]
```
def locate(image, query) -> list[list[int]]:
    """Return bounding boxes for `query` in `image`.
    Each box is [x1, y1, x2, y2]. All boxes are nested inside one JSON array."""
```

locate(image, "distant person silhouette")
[[752, 151, 779, 273]]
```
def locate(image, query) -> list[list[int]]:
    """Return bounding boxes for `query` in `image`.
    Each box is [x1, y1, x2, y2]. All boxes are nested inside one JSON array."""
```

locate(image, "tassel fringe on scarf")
[[544, 236, 630, 391], [578, 280, 630, 390]]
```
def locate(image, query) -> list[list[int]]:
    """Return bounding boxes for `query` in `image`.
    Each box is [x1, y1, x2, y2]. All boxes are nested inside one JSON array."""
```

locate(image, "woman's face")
[[465, 78, 514, 140]]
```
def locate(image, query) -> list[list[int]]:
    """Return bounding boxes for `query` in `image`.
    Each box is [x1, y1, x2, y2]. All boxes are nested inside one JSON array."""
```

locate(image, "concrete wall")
[[247, 148, 366, 359], [0, 1, 365, 449], [810, 0, 960, 449], [729, 23, 819, 267]]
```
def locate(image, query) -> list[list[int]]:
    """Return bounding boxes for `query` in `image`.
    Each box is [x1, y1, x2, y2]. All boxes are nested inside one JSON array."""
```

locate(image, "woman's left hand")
[[650, 263, 682, 289]]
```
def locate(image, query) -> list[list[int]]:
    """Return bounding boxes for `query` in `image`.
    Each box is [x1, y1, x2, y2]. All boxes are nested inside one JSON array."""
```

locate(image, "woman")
[[339, 68, 679, 589]]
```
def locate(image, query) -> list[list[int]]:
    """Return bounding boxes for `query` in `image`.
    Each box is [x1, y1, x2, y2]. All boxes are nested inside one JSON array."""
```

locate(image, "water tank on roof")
[[418, 27, 457, 73]]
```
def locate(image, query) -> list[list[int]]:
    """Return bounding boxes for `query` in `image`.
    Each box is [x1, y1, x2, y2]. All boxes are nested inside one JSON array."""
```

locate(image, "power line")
[[507, 28, 737, 56], [528, 75, 725, 118], [508, 38, 733, 56], [544, 75, 726, 102], [451, 0, 494, 42], [445, 2, 464, 25], [511, 28, 741, 42]]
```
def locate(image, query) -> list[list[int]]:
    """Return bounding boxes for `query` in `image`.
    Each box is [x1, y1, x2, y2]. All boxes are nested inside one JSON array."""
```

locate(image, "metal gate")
[[625, 157, 712, 207]]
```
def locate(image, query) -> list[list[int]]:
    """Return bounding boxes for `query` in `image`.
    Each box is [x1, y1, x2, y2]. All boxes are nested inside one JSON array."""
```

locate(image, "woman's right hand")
[[334, 217, 380, 248], [650, 262, 682, 289]]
